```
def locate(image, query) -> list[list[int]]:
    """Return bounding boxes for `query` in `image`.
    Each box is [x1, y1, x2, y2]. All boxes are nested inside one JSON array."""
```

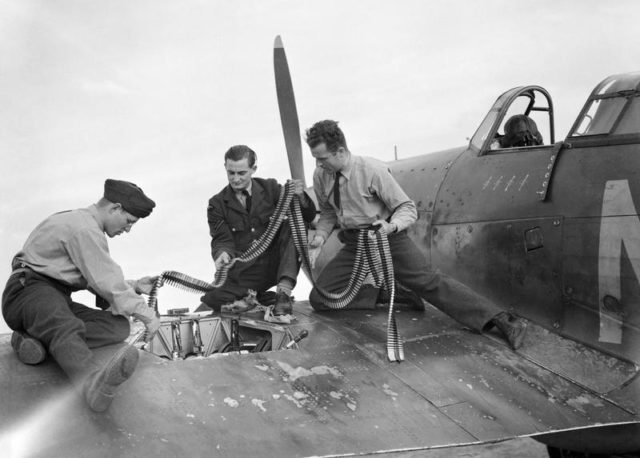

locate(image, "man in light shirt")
[[306, 120, 527, 350], [2, 179, 160, 411]]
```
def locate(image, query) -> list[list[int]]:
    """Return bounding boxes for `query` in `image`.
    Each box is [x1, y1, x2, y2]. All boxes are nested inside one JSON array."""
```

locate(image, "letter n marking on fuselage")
[[598, 179, 640, 344]]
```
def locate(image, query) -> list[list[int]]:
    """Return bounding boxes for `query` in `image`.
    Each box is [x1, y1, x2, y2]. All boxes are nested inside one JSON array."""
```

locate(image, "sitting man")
[[499, 114, 544, 148], [199, 145, 316, 315], [305, 120, 527, 350], [2, 179, 161, 412]]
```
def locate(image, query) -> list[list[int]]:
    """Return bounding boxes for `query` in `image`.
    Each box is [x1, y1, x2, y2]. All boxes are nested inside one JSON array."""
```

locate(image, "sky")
[[1, 0, 640, 333]]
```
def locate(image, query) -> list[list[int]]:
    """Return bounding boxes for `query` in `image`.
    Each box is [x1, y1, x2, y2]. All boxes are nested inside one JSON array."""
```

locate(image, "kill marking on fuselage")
[[482, 176, 493, 190], [481, 174, 528, 192], [492, 175, 504, 191], [504, 175, 516, 192]]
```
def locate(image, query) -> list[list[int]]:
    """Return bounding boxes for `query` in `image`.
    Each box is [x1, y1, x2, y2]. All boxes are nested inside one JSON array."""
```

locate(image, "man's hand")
[[288, 179, 306, 196], [215, 251, 232, 270], [372, 219, 397, 234], [134, 276, 159, 295], [308, 234, 325, 269], [144, 314, 161, 343], [134, 308, 161, 343]]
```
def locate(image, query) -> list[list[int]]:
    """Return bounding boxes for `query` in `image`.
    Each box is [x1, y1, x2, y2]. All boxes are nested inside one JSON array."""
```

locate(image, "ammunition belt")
[[147, 181, 404, 362]]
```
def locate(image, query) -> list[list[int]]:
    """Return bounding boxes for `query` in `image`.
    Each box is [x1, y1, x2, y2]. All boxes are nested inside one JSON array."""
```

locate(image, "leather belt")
[[10, 267, 29, 278], [11, 258, 27, 270], [10, 258, 30, 276]]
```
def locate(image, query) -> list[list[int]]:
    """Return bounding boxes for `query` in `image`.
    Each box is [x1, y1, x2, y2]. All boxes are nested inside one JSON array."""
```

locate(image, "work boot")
[[273, 291, 293, 316], [492, 312, 527, 350], [378, 286, 425, 311], [396, 287, 425, 311], [11, 331, 46, 365], [84, 345, 139, 412]]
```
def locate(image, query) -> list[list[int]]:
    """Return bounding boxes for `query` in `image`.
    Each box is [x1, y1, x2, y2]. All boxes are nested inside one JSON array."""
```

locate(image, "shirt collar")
[[338, 154, 354, 180], [88, 204, 105, 232], [236, 180, 253, 196]]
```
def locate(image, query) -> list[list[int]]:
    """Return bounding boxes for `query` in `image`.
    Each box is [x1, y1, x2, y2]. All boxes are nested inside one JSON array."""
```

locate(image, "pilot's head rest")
[[499, 114, 544, 148]]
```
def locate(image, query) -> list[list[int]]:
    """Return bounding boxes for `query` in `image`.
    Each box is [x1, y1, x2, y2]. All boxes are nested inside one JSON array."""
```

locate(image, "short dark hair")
[[305, 120, 348, 152], [224, 145, 257, 167]]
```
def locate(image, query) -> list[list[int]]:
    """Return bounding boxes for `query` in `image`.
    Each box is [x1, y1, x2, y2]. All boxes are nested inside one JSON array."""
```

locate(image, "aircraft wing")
[[1, 302, 638, 457]]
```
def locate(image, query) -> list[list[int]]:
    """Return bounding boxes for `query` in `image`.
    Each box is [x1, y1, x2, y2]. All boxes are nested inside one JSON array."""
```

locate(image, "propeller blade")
[[274, 35, 306, 186]]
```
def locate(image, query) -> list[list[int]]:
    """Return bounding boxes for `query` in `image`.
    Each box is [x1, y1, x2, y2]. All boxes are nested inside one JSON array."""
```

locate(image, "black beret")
[[104, 179, 156, 218]]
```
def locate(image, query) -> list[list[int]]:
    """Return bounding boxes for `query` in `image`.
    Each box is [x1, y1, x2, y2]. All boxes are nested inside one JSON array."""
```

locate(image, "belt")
[[10, 259, 30, 277], [11, 258, 27, 270], [9, 263, 73, 296], [10, 269, 30, 279]]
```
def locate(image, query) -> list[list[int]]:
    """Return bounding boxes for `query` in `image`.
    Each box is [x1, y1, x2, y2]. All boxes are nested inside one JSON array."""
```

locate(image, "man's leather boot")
[[378, 286, 425, 311], [396, 286, 425, 311], [492, 312, 527, 350], [84, 345, 139, 412], [11, 331, 46, 365], [273, 291, 293, 316]]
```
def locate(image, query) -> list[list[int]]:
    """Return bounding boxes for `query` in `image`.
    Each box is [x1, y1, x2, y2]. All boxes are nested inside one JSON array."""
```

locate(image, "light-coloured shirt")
[[313, 154, 417, 240], [13, 205, 150, 319]]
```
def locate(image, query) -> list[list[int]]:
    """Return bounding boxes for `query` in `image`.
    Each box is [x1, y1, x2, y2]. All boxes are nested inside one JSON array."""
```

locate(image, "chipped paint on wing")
[[382, 384, 398, 398], [284, 394, 305, 408], [251, 399, 267, 412], [277, 361, 342, 381], [223, 397, 239, 408], [566, 394, 605, 414]]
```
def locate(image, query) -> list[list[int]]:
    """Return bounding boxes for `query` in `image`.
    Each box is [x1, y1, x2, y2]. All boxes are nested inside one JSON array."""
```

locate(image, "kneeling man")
[[200, 145, 316, 315]]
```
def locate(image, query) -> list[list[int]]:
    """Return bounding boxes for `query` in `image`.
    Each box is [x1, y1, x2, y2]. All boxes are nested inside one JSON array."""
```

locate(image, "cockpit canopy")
[[470, 86, 555, 155], [569, 72, 640, 137]]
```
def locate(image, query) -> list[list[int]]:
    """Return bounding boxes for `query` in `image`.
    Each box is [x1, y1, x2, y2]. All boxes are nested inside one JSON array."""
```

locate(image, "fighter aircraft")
[[1, 38, 639, 458]]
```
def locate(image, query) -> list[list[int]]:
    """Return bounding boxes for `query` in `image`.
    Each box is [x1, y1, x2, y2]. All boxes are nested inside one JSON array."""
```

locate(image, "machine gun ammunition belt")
[[147, 181, 404, 361]]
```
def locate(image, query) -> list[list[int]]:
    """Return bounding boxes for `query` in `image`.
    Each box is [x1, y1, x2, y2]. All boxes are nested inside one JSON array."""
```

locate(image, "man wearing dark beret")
[[2, 178, 160, 412]]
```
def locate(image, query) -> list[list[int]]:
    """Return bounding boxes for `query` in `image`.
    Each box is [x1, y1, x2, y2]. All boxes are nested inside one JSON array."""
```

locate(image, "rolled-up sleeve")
[[371, 168, 417, 232]]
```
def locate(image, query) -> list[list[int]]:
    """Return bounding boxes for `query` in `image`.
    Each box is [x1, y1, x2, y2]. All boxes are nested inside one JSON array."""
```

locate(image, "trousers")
[[200, 224, 301, 310], [2, 269, 130, 385], [309, 230, 502, 332]]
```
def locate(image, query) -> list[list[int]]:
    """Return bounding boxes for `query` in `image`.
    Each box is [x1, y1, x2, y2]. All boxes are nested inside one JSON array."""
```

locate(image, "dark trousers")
[[200, 224, 301, 310], [309, 230, 502, 332], [2, 269, 130, 385]]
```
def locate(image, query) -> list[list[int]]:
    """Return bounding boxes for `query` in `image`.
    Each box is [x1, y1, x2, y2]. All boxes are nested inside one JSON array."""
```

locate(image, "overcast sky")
[[2, 0, 639, 332]]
